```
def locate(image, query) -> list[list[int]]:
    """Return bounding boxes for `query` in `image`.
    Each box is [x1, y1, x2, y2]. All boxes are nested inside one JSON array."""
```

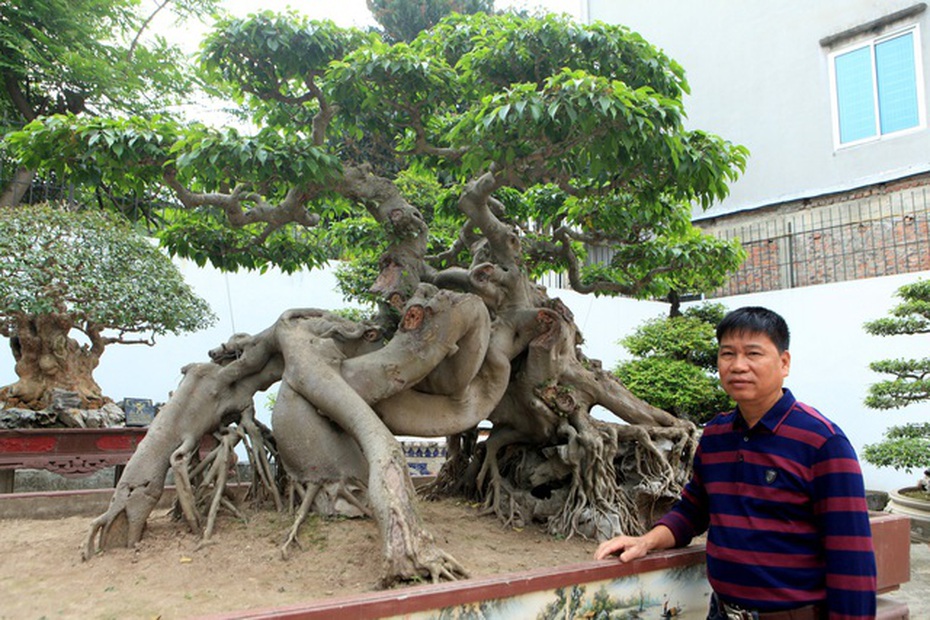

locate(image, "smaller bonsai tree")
[[614, 302, 733, 424], [0, 204, 216, 412], [862, 279, 930, 489]]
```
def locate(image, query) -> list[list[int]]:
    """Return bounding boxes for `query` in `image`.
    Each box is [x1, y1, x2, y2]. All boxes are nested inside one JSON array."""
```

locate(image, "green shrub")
[[615, 303, 732, 424], [862, 280, 930, 474]]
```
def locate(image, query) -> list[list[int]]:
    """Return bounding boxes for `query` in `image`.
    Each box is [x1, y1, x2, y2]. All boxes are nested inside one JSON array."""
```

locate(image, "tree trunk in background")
[[0, 168, 35, 207], [1, 313, 106, 410]]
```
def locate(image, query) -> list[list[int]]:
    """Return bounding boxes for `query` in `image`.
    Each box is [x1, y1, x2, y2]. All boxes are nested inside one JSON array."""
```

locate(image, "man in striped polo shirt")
[[595, 306, 876, 619]]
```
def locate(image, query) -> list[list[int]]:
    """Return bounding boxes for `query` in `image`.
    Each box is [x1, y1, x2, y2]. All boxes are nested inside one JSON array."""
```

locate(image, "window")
[[830, 27, 925, 146]]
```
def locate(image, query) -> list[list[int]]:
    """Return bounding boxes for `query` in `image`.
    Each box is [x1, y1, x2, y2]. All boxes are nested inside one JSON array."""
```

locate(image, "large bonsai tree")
[[6, 12, 748, 585], [0, 204, 215, 411], [367, 0, 495, 42], [862, 279, 930, 478]]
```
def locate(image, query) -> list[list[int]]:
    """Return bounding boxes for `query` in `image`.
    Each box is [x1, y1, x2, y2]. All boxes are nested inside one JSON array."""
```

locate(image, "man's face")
[[717, 329, 790, 419]]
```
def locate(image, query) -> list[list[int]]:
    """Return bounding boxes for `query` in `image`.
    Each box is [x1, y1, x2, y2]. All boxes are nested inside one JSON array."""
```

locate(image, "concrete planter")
[[0, 493, 913, 619], [886, 486, 930, 543]]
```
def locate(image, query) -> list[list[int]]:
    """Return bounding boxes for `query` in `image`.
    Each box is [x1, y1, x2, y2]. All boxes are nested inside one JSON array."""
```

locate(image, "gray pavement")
[[893, 543, 929, 617]]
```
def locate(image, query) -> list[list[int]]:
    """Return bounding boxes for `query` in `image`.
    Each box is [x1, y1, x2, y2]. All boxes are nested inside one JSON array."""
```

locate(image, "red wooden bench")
[[0, 427, 150, 493]]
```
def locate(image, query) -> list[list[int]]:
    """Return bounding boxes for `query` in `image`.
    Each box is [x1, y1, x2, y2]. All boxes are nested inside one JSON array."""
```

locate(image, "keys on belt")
[[719, 599, 757, 620], [715, 595, 824, 620]]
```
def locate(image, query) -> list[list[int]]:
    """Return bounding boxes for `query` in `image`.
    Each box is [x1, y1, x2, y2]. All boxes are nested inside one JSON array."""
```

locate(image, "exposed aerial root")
[[198, 429, 240, 541], [237, 407, 283, 510], [280, 481, 322, 559], [82, 478, 159, 561], [420, 430, 481, 501], [379, 502, 471, 589], [463, 413, 697, 542]]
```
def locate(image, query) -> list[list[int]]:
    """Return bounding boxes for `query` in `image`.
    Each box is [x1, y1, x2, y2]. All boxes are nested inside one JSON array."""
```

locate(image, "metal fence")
[[544, 176, 930, 297], [703, 177, 930, 297]]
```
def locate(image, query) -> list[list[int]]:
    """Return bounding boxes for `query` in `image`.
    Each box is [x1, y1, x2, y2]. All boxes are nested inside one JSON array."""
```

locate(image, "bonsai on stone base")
[[0, 204, 215, 428]]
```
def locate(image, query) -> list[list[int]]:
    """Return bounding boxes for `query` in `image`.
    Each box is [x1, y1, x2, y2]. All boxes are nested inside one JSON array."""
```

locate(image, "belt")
[[718, 596, 824, 620]]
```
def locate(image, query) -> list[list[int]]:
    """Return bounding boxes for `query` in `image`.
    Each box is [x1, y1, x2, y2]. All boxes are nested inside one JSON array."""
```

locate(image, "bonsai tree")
[[615, 302, 733, 424], [0, 204, 215, 411], [862, 279, 930, 487], [7, 13, 748, 585]]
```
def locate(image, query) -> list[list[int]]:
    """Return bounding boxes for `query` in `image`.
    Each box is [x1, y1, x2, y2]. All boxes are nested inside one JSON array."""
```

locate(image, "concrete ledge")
[[872, 510, 912, 593], [0, 486, 177, 519], [197, 546, 709, 620], [877, 595, 910, 620]]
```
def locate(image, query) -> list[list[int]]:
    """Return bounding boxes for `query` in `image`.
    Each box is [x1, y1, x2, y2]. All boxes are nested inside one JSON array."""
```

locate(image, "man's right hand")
[[593, 525, 675, 562]]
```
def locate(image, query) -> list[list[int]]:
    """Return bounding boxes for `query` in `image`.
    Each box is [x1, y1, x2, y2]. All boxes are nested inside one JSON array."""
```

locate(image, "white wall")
[[567, 270, 930, 493], [585, 1, 930, 217], [701, 271, 930, 494], [2, 259, 927, 493]]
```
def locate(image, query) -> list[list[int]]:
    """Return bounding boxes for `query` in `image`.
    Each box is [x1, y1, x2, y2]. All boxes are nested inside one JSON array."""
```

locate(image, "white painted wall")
[[2, 260, 927, 493], [693, 272, 930, 495], [584, 1, 930, 218]]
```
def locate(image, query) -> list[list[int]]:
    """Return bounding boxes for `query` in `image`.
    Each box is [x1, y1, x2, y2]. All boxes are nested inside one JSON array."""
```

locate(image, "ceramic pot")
[[886, 486, 930, 543]]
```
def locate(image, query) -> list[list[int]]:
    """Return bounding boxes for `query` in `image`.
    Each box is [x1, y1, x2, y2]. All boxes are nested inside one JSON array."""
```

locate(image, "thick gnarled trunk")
[[2, 314, 105, 410], [82, 168, 697, 587]]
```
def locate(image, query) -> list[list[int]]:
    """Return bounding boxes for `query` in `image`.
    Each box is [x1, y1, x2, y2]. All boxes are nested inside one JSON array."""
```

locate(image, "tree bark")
[[0, 167, 35, 208], [2, 314, 106, 410]]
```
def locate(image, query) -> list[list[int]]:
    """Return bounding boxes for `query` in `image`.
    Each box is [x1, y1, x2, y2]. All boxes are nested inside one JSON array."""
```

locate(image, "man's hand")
[[593, 525, 675, 561]]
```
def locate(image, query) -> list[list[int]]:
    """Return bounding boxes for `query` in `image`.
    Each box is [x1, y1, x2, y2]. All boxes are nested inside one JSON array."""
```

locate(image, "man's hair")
[[716, 306, 790, 352]]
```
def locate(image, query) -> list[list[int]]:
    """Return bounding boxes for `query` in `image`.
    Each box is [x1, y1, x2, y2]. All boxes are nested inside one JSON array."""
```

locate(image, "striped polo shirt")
[[657, 388, 877, 618]]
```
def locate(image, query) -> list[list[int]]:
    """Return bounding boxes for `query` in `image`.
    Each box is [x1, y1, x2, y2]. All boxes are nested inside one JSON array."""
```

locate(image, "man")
[[595, 306, 876, 619]]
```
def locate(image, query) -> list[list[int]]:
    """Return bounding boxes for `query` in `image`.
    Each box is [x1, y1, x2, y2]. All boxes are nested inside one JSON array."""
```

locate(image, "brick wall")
[[698, 172, 930, 297]]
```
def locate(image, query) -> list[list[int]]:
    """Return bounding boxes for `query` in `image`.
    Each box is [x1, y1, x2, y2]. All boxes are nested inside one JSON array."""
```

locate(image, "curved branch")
[[339, 165, 432, 302], [163, 173, 322, 230], [305, 77, 334, 147], [553, 226, 676, 297]]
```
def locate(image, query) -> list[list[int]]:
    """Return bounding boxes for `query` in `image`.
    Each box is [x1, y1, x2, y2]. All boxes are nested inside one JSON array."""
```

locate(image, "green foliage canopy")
[[614, 303, 732, 424], [0, 0, 220, 210], [861, 423, 930, 473], [6, 12, 748, 300], [0, 0, 219, 122], [367, 0, 495, 43]]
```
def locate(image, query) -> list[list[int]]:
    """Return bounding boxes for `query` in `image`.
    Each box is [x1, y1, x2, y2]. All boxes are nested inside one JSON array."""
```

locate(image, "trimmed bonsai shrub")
[[614, 302, 733, 424], [862, 279, 930, 481], [0, 204, 215, 411]]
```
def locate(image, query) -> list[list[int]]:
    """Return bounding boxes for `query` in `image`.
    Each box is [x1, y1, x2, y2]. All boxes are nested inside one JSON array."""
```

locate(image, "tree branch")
[[128, 0, 172, 61], [553, 226, 675, 297], [163, 172, 322, 229], [3, 71, 39, 120]]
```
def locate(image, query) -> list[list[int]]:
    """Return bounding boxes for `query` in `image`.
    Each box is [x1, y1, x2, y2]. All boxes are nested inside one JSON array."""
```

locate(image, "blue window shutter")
[[875, 32, 919, 134], [835, 47, 877, 143]]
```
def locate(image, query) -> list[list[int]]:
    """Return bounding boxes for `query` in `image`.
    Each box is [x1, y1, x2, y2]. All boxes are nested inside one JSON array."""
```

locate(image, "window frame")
[[828, 24, 926, 150]]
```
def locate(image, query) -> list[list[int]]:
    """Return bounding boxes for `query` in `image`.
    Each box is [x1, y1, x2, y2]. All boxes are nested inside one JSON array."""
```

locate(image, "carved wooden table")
[[0, 427, 148, 493]]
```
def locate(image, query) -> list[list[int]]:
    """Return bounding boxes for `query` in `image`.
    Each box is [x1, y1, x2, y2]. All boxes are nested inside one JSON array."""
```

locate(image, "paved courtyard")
[[893, 542, 929, 616]]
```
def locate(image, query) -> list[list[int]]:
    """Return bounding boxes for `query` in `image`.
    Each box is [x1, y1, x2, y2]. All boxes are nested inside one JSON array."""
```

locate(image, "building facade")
[[585, 1, 930, 296]]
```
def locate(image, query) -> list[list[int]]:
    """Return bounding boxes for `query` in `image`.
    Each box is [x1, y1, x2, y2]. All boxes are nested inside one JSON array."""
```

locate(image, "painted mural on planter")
[[395, 562, 710, 620]]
